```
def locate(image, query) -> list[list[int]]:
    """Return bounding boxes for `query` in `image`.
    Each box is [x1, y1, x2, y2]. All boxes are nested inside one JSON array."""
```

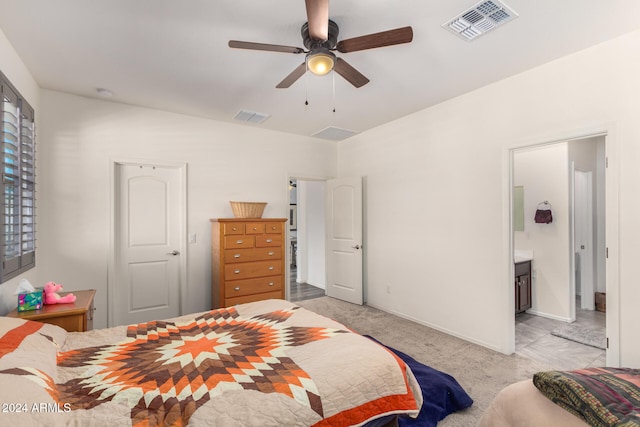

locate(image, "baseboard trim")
[[525, 309, 572, 323], [366, 302, 505, 354]]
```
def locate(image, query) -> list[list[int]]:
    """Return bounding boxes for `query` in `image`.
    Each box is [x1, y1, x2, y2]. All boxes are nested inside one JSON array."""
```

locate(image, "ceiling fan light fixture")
[[306, 49, 336, 76]]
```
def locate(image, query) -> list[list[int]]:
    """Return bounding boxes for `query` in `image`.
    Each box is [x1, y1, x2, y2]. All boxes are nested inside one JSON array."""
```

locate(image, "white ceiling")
[[1, 0, 640, 140]]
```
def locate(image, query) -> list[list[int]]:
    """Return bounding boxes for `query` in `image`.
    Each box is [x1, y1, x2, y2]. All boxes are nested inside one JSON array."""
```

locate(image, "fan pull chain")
[[305, 72, 309, 106], [332, 72, 336, 113]]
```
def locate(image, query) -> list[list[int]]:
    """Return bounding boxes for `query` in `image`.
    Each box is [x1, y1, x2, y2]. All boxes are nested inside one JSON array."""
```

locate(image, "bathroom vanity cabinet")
[[515, 260, 532, 313]]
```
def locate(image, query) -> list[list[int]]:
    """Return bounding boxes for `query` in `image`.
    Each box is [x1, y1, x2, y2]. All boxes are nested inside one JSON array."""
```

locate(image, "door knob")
[[352, 244, 362, 250], [167, 250, 180, 256]]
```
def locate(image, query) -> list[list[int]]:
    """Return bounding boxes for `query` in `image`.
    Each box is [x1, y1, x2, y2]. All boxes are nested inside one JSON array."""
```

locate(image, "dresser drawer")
[[225, 276, 282, 297], [223, 222, 245, 235], [245, 223, 265, 234], [224, 235, 255, 249], [265, 222, 283, 234], [225, 260, 282, 280], [255, 235, 282, 247], [225, 290, 284, 307], [224, 247, 281, 263]]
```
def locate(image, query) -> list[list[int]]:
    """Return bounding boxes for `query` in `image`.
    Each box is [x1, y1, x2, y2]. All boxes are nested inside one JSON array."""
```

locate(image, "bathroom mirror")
[[513, 186, 524, 232]]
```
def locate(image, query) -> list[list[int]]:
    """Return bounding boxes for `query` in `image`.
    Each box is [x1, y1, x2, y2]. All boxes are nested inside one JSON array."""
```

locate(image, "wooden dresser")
[[211, 218, 287, 308], [7, 289, 96, 332]]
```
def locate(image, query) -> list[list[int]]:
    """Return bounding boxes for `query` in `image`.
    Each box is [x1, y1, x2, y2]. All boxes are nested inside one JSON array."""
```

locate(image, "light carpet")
[[297, 296, 556, 427], [551, 323, 607, 350]]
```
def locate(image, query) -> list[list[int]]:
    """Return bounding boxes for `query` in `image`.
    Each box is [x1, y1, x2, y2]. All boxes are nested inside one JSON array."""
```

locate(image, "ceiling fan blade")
[[305, 0, 329, 40], [334, 58, 369, 88], [229, 40, 304, 54], [336, 26, 413, 53], [276, 63, 307, 88]]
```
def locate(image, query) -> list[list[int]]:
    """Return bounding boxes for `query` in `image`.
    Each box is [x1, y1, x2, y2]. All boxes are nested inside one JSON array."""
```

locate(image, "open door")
[[575, 169, 595, 310], [325, 176, 363, 305]]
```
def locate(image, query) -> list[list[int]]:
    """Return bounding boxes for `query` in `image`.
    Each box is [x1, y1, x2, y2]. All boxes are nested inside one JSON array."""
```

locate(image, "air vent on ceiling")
[[233, 109, 270, 124], [442, 0, 518, 41], [312, 126, 358, 141]]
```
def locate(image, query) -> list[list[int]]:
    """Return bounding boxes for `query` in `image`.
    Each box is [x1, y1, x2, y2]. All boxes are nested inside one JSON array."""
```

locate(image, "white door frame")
[[506, 124, 619, 366], [108, 158, 188, 327]]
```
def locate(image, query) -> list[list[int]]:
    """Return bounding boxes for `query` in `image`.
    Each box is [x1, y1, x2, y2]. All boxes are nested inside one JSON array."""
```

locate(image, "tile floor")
[[516, 303, 606, 370]]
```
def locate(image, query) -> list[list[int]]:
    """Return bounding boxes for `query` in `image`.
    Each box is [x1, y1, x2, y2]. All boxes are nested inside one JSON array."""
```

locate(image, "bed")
[[478, 367, 640, 427], [0, 298, 423, 426]]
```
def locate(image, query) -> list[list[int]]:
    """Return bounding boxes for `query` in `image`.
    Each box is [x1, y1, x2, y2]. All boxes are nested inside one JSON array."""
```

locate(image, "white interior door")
[[114, 163, 183, 325], [325, 176, 363, 305], [575, 169, 594, 310]]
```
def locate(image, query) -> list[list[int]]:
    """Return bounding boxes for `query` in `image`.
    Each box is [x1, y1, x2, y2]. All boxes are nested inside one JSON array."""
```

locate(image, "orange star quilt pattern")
[[0, 299, 420, 426]]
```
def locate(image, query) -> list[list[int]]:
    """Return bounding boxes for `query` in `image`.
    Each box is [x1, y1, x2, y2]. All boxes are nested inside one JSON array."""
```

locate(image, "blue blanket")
[[365, 336, 473, 427]]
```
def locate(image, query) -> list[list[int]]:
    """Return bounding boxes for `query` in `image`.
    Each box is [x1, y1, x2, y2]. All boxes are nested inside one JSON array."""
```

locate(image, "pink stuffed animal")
[[44, 282, 76, 304]]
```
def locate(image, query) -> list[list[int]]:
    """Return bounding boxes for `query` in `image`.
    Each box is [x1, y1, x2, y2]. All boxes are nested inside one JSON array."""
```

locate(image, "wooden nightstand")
[[6, 289, 96, 332]]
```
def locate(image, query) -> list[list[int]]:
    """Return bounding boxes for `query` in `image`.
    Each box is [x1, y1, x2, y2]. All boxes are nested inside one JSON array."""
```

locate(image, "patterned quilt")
[[0, 299, 421, 426]]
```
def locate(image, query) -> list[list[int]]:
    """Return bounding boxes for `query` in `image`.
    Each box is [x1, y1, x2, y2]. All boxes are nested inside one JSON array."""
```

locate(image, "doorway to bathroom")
[[510, 133, 614, 369]]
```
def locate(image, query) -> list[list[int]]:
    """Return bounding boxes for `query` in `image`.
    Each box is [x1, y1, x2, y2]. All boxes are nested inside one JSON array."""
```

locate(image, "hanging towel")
[[534, 201, 553, 224]]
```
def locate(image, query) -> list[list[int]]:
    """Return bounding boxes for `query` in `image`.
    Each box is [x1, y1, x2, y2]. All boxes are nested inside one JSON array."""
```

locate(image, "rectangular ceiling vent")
[[442, 0, 518, 41], [233, 109, 270, 124], [312, 126, 358, 141]]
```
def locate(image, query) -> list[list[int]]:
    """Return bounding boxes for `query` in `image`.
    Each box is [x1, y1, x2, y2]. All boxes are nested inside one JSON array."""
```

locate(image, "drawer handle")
[[268, 251, 275, 256], [266, 239, 273, 243], [268, 282, 275, 286], [268, 266, 274, 271], [234, 254, 241, 258], [234, 269, 241, 274], [232, 227, 238, 231], [234, 286, 241, 291], [236, 240, 243, 244]]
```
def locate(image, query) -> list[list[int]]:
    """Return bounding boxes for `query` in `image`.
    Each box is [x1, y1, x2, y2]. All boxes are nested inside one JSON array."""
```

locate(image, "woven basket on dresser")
[[229, 201, 267, 218]]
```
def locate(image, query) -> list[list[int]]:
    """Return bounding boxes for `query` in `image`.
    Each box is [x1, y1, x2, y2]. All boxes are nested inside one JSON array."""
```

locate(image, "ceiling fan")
[[228, 0, 413, 89]]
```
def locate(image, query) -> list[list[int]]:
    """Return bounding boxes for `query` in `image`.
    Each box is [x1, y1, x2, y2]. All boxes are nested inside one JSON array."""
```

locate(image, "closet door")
[[114, 163, 184, 325]]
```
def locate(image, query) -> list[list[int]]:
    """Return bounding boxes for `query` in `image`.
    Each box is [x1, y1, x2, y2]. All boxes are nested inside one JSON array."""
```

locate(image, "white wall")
[[300, 180, 326, 288], [338, 29, 640, 366], [514, 144, 571, 321], [0, 27, 40, 313], [37, 90, 337, 328], [0, 28, 39, 106]]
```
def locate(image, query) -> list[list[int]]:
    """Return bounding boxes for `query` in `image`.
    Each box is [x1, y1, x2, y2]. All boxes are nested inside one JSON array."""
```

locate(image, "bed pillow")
[[365, 336, 473, 427], [533, 367, 640, 427]]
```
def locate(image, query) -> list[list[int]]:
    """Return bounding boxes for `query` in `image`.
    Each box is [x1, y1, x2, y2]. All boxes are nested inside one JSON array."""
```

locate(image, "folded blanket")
[[365, 336, 473, 427], [534, 367, 640, 427]]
